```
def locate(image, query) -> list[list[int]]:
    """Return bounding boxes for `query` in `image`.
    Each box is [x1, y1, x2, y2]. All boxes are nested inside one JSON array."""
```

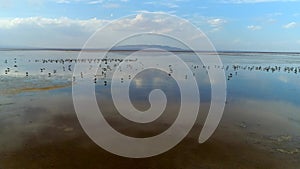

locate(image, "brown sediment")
[[18, 84, 71, 92], [0, 111, 299, 169], [0, 129, 295, 169], [0, 92, 299, 169], [1, 83, 71, 95]]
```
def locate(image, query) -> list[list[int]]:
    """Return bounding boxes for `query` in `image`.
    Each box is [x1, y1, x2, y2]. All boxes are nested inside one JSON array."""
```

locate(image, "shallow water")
[[0, 50, 300, 168]]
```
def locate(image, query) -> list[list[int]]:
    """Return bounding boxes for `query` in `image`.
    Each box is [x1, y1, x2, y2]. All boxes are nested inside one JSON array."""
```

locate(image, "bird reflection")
[[2, 56, 300, 85]]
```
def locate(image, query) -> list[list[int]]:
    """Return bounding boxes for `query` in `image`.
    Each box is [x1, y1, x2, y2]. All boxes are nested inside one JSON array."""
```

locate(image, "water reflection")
[[0, 51, 300, 168]]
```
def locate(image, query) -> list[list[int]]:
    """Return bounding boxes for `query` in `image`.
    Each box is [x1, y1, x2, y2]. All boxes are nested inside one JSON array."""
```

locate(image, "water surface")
[[0, 50, 299, 169]]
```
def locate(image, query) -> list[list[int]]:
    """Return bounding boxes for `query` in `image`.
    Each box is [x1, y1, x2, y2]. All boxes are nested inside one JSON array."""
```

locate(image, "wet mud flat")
[[0, 88, 299, 169]]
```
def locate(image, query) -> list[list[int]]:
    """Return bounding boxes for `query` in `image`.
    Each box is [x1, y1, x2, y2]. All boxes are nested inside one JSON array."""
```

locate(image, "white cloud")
[[144, 1, 156, 5], [0, 17, 110, 47], [0, 0, 12, 8], [266, 18, 277, 23], [266, 12, 283, 17], [283, 22, 297, 28], [0, 17, 108, 31], [247, 25, 262, 31], [233, 38, 241, 44], [161, 2, 179, 8], [278, 75, 288, 83], [206, 18, 227, 32], [54, 0, 92, 4], [102, 3, 120, 8], [134, 10, 176, 15], [88, 0, 104, 4], [207, 18, 227, 27], [144, 1, 179, 8], [0, 14, 210, 49], [92, 13, 210, 50], [223, 0, 300, 3], [183, 14, 228, 33], [55, 0, 70, 3]]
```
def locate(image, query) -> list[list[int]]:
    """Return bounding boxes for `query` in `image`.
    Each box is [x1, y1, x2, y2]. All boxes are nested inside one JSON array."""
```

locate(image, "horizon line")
[[0, 47, 300, 55]]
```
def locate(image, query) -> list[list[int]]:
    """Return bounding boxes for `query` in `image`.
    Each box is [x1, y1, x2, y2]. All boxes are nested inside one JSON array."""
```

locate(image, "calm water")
[[0, 50, 300, 169]]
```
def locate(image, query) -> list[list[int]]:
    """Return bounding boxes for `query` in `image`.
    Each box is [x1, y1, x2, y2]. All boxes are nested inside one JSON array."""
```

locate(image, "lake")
[[0, 50, 299, 168]]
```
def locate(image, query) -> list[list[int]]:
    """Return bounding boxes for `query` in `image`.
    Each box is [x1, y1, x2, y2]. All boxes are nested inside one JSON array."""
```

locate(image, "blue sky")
[[0, 0, 299, 51]]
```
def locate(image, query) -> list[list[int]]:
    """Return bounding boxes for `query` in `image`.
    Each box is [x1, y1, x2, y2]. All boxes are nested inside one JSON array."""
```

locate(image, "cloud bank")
[[0, 17, 109, 48], [0, 14, 208, 49]]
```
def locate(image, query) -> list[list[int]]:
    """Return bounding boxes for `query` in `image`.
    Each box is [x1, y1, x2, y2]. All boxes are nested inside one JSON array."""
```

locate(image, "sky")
[[0, 0, 299, 51]]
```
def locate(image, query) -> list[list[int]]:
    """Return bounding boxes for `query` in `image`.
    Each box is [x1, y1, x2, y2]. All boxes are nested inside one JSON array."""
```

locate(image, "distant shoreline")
[[0, 48, 300, 55]]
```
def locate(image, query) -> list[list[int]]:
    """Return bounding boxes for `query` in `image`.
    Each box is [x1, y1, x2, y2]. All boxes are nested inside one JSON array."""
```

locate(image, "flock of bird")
[[2, 57, 300, 86]]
